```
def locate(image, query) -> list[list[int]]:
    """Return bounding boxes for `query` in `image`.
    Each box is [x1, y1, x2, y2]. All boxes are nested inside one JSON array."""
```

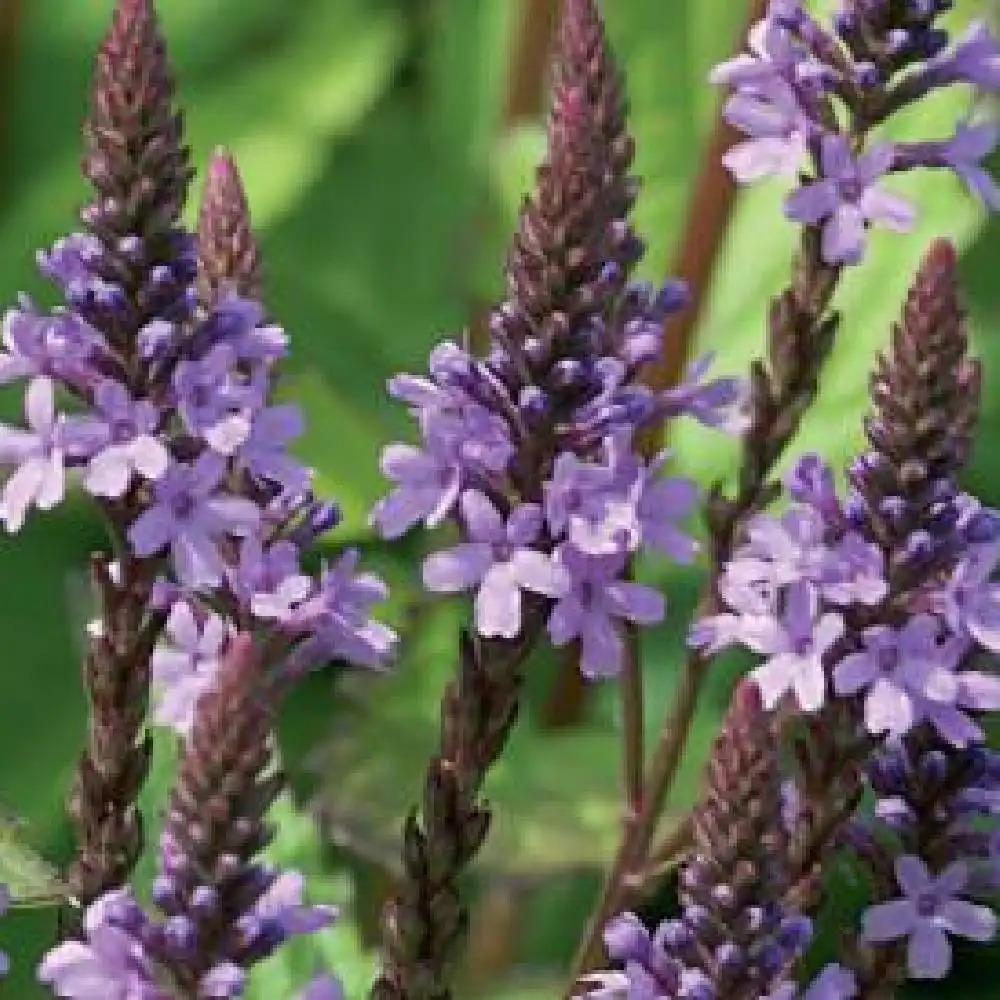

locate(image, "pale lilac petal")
[[475, 562, 521, 638], [510, 549, 569, 597], [580, 614, 624, 678], [24, 375, 54, 433], [506, 503, 543, 545], [751, 652, 799, 709], [127, 506, 174, 556], [461, 490, 504, 543], [833, 651, 876, 694], [84, 449, 132, 498], [35, 452, 64, 510], [896, 855, 932, 896], [823, 203, 866, 264], [370, 487, 438, 539], [939, 899, 997, 942], [548, 596, 584, 645], [865, 678, 913, 736], [422, 543, 493, 592], [173, 532, 225, 589], [907, 922, 951, 979], [862, 899, 917, 943], [959, 671, 1000, 710], [786, 179, 840, 223], [381, 442, 433, 479], [605, 581, 666, 625], [935, 860, 969, 897], [793, 658, 827, 713], [205, 414, 252, 455], [128, 436, 170, 481], [1, 459, 45, 531], [168, 602, 200, 649], [859, 186, 916, 232]]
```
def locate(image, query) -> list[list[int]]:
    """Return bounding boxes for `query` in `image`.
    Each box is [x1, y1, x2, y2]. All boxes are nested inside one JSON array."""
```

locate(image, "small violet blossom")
[[784, 137, 915, 265], [0, 377, 82, 532], [127, 452, 260, 588], [38, 889, 169, 1000], [150, 601, 233, 735], [862, 856, 997, 979], [548, 547, 665, 678], [83, 380, 169, 498], [423, 490, 568, 639]]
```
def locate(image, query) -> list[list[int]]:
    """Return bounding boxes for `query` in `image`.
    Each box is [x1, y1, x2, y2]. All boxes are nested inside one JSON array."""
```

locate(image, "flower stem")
[[569, 220, 842, 984]]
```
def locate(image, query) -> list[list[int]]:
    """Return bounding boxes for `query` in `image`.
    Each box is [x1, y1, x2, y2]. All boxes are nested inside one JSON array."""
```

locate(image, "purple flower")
[[0, 377, 80, 531], [548, 547, 664, 678], [785, 136, 916, 264], [199, 963, 245, 998], [37, 889, 169, 1000], [252, 870, 337, 938], [230, 537, 312, 623], [150, 600, 233, 735], [172, 343, 262, 444], [290, 549, 396, 669], [423, 491, 568, 638], [832, 616, 961, 738], [935, 541, 1000, 654], [235, 403, 310, 495], [927, 20, 1000, 91], [370, 440, 462, 540], [938, 121, 1000, 209], [721, 77, 810, 182], [746, 580, 843, 711], [862, 856, 996, 979], [127, 452, 260, 588], [83, 380, 169, 498]]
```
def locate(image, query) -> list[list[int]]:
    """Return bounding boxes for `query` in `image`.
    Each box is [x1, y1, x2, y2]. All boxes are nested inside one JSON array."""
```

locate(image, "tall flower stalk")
[[571, 0, 1000, 976], [64, 0, 193, 910], [369, 1, 738, 997]]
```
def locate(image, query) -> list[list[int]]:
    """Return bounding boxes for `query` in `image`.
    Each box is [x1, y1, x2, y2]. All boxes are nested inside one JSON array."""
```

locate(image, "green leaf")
[[0, 814, 70, 909]]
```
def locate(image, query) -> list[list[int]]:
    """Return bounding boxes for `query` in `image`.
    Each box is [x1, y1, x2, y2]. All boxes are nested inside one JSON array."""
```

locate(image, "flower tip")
[[734, 678, 764, 716], [922, 237, 958, 274]]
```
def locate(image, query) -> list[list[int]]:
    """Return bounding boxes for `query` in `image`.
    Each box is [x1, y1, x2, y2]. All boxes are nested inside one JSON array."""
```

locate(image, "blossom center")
[[916, 892, 938, 918]]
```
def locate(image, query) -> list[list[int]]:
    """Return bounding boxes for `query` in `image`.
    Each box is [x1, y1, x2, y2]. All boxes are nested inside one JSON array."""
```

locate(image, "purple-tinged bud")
[[656, 917, 694, 953], [518, 385, 548, 423], [164, 915, 198, 958], [715, 942, 744, 976], [604, 912, 651, 962], [965, 507, 1000, 544], [190, 884, 218, 916], [152, 876, 179, 912], [917, 749, 950, 788]]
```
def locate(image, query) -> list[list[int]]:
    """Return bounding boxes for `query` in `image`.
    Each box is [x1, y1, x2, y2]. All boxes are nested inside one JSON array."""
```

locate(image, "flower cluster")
[[715, 0, 1000, 263], [374, 149, 740, 678], [850, 741, 1000, 981], [693, 241, 1000, 746]]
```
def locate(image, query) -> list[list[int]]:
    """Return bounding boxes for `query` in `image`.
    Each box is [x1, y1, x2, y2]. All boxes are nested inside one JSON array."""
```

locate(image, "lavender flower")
[[38, 889, 169, 999], [422, 491, 568, 638], [150, 600, 232, 735], [784, 138, 914, 264], [715, 0, 1000, 263], [861, 855, 996, 978], [127, 453, 260, 588]]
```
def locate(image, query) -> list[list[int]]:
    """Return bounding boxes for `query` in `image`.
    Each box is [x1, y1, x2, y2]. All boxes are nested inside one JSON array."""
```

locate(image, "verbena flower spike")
[[0, 0, 998, 996]]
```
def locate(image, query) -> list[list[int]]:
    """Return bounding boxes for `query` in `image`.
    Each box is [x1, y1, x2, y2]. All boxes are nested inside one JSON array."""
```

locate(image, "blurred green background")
[[1, 0, 1000, 996]]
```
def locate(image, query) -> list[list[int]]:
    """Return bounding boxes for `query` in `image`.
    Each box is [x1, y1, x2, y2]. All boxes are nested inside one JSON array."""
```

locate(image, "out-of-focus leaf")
[[314, 597, 689, 879], [0, 814, 70, 909]]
